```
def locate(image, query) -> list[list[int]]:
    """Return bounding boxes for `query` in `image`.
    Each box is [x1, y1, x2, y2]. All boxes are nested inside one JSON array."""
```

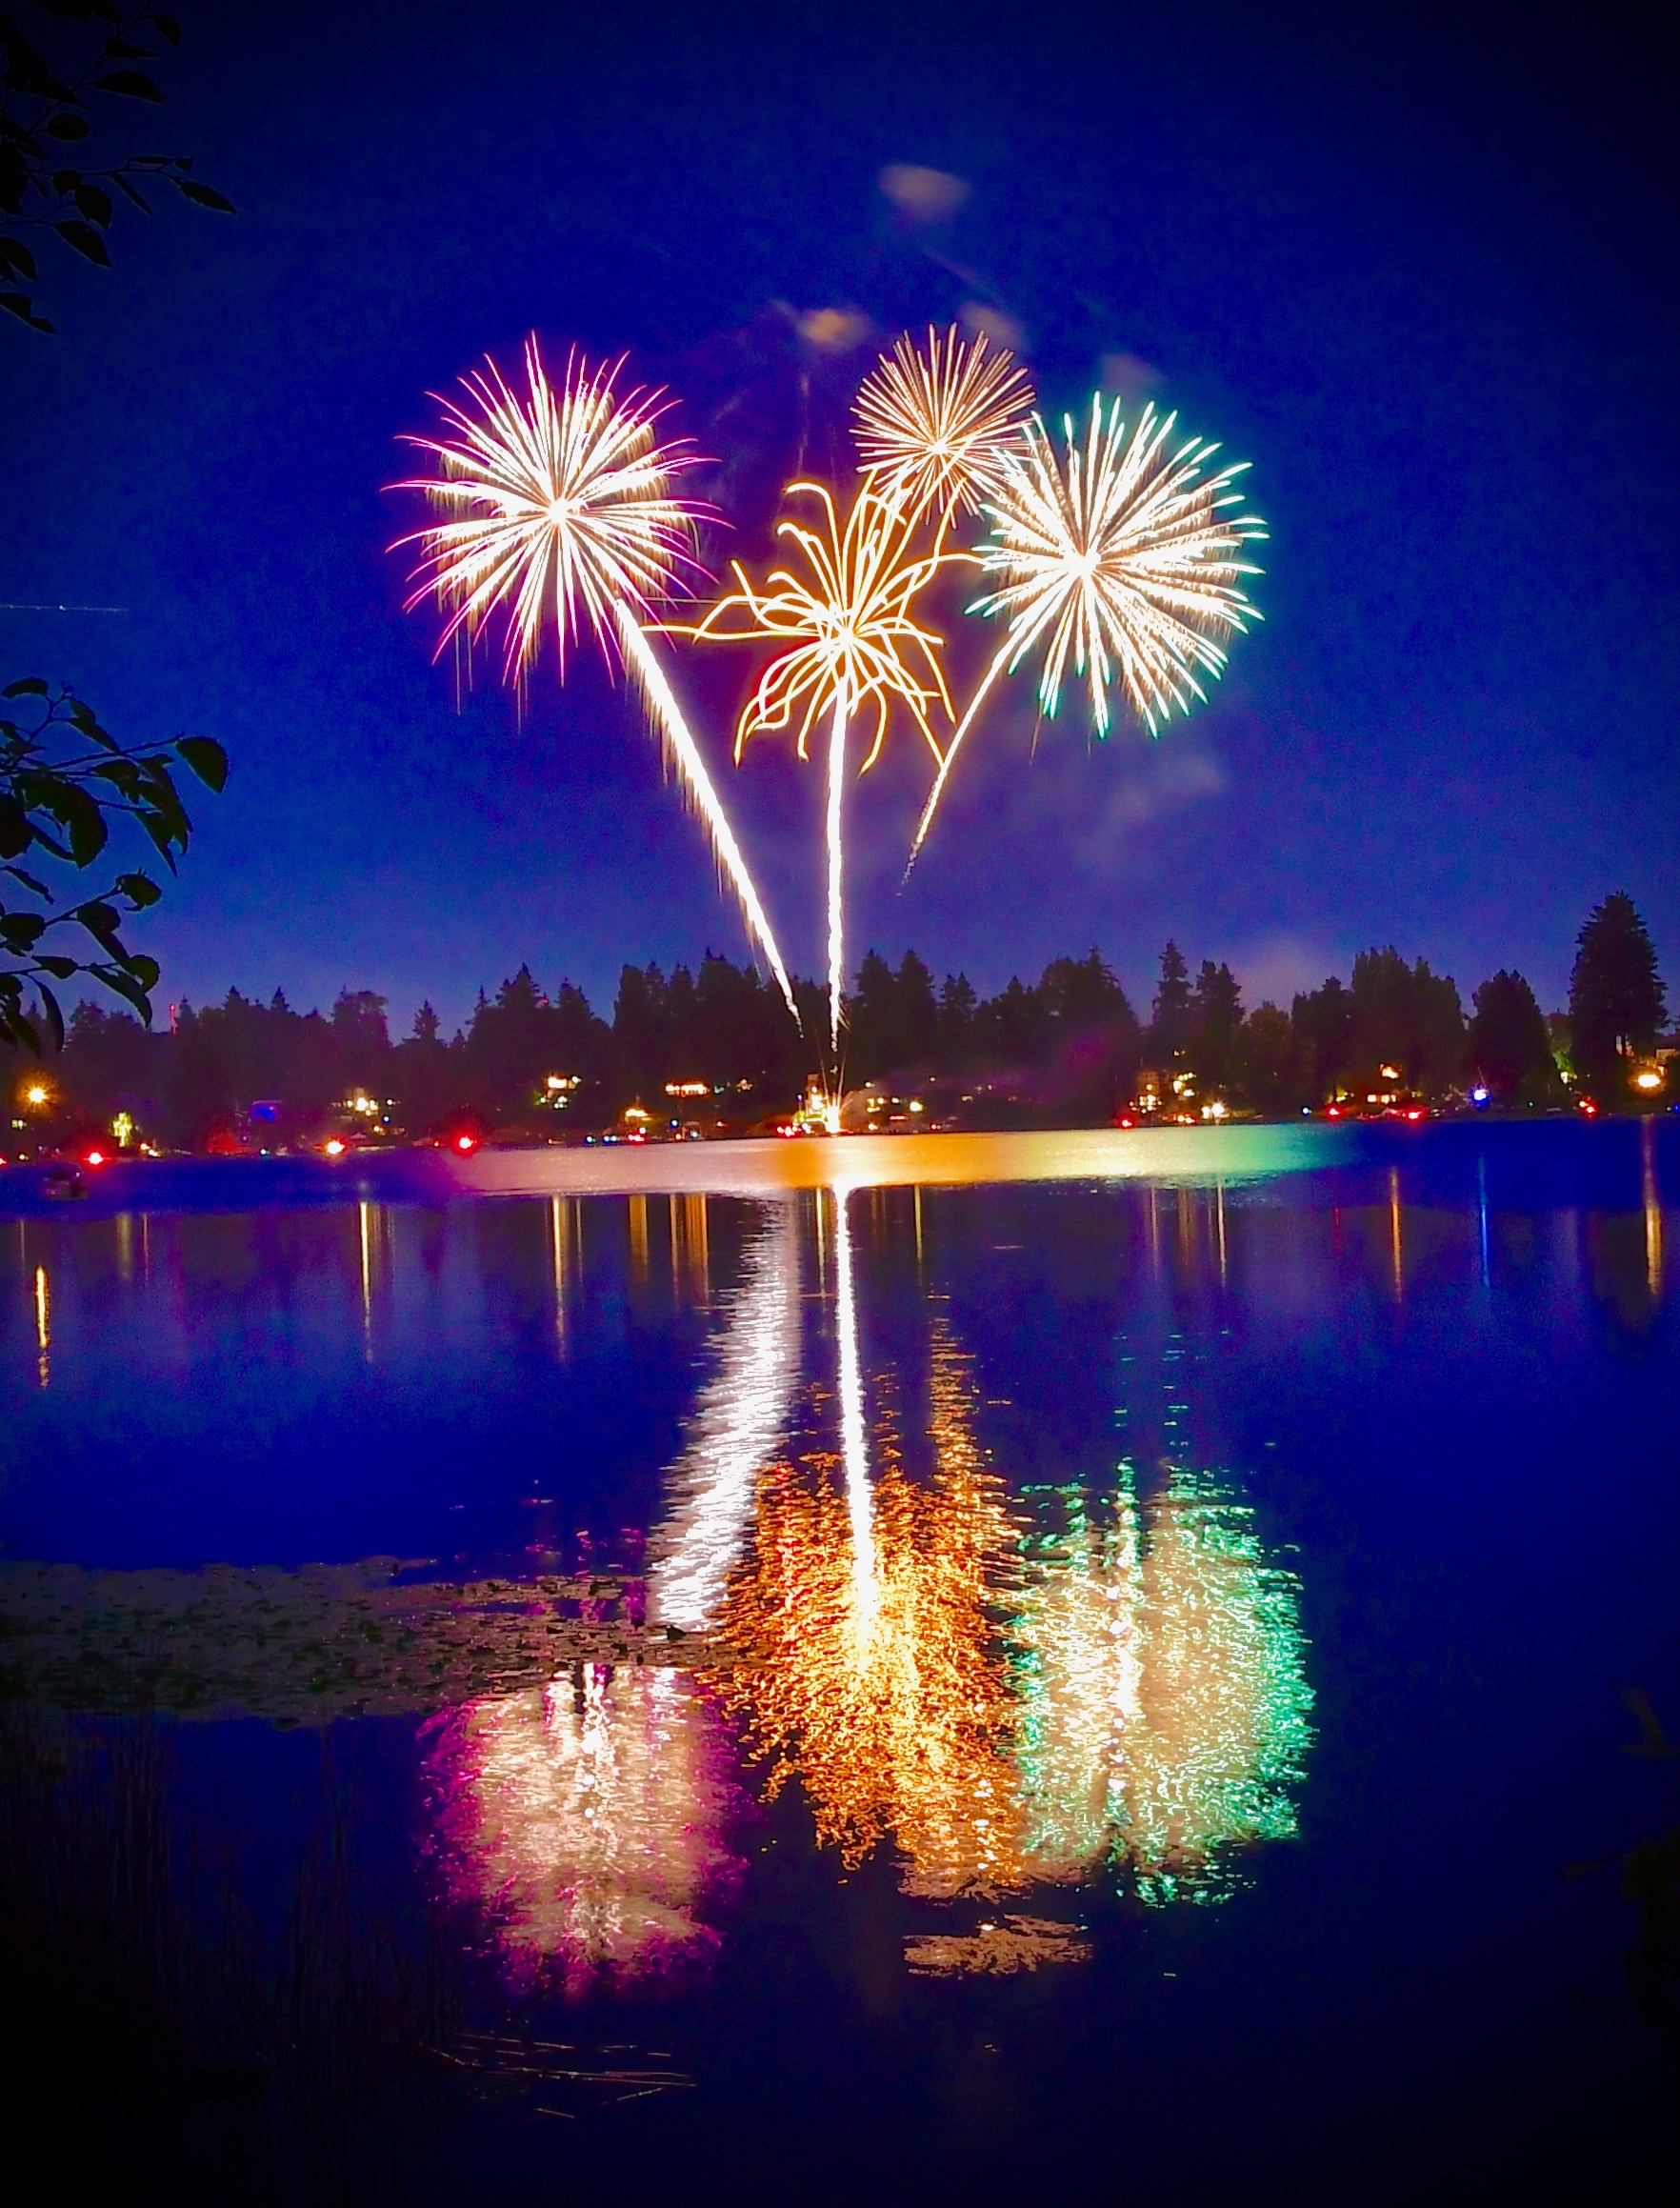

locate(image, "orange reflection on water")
[[425, 1663, 741, 1993], [722, 1324, 1023, 1897]]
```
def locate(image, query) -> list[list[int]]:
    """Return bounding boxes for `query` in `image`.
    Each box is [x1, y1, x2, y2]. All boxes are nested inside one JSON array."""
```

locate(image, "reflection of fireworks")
[[392, 338, 796, 1016], [649, 1204, 801, 1633], [721, 1322, 1022, 1896], [910, 397, 1266, 863], [854, 325, 1033, 529], [1013, 1468, 1312, 1903], [690, 482, 952, 1052], [424, 1664, 741, 1994]]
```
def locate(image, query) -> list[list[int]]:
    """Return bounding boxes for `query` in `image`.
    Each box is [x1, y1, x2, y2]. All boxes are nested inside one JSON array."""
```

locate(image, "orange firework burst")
[[853, 324, 1033, 528], [690, 481, 955, 1049]]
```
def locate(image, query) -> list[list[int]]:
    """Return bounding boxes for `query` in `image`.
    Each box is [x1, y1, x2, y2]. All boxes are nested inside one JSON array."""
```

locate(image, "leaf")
[[0, 294, 55, 331], [2, 679, 50, 700], [0, 239, 39, 280], [174, 179, 235, 214], [97, 964, 152, 1020], [73, 183, 113, 227], [122, 953, 160, 991], [53, 220, 111, 268], [154, 15, 183, 46], [113, 174, 151, 211], [115, 871, 161, 909], [36, 957, 78, 980], [71, 899, 121, 936], [37, 986, 65, 1054], [3, 867, 52, 898], [0, 913, 47, 951], [173, 736, 228, 791], [45, 115, 91, 142], [135, 811, 180, 873], [94, 71, 164, 103], [0, 799, 32, 860], [103, 38, 161, 61]]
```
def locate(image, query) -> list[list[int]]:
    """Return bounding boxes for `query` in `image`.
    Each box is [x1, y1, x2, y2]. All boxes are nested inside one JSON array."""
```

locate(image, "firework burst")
[[690, 481, 955, 1051], [853, 324, 1033, 530], [391, 338, 798, 1017], [910, 397, 1266, 864]]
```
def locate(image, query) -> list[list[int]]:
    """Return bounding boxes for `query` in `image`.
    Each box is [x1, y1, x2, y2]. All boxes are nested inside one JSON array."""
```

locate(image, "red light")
[[324, 1138, 346, 1157], [1406, 1109, 1423, 1122], [1118, 1116, 1134, 1129], [455, 1133, 476, 1153], [85, 1150, 105, 1167], [1327, 1107, 1340, 1119]]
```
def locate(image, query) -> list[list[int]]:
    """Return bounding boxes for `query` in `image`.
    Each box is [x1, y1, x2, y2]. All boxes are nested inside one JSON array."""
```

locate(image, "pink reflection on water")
[[424, 1664, 743, 1995]]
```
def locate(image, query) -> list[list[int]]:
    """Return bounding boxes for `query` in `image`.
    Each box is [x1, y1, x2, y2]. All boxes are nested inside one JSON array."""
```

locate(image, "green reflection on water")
[[1012, 1466, 1313, 1905]]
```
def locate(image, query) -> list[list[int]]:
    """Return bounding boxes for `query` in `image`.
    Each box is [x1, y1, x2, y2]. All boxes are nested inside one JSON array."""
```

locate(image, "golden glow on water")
[[427, 1664, 739, 1993], [722, 1321, 1022, 1896], [1643, 1118, 1664, 1298], [628, 1194, 649, 1280], [33, 1262, 48, 1388], [1390, 1166, 1404, 1300]]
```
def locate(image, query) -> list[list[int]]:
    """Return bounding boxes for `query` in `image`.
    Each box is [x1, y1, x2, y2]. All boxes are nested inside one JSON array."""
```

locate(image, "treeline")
[[22, 892, 1670, 1147]]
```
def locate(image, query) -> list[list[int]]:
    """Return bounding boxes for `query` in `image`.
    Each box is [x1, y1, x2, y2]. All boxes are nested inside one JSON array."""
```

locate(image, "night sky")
[[4, 0, 1674, 1034]]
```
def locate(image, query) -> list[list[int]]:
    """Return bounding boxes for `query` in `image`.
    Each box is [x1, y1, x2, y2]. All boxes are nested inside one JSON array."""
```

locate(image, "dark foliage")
[[1, 2, 233, 335], [0, 679, 226, 1048], [1468, 970, 1560, 1106], [1569, 892, 1667, 1096]]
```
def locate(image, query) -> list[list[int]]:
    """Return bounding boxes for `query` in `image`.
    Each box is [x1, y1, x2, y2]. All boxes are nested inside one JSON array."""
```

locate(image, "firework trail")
[[908, 396, 1266, 867], [854, 324, 1033, 537], [690, 481, 951, 1054], [391, 337, 798, 1018]]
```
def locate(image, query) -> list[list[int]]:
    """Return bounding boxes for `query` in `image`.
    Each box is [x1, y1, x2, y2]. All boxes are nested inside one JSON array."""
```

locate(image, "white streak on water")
[[649, 1204, 801, 1631]]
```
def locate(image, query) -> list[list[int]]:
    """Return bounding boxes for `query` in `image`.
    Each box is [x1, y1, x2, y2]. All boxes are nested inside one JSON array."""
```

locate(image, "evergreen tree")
[[1569, 893, 1666, 1093], [1235, 1002, 1303, 1114], [937, 974, 976, 1060], [1189, 959, 1244, 1094], [1468, 971, 1559, 1106], [1148, 941, 1193, 1063], [1291, 976, 1353, 1102]]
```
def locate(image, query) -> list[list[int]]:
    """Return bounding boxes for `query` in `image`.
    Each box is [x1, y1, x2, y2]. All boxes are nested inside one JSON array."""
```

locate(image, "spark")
[[909, 396, 1266, 865], [689, 480, 953, 1052], [853, 324, 1033, 532], [390, 338, 797, 1019]]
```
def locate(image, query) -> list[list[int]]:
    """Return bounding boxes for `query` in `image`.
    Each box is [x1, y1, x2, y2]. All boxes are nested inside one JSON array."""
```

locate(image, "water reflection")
[[719, 1318, 1021, 1897], [424, 1664, 741, 1995], [1014, 1472, 1312, 1903], [650, 1204, 801, 1632]]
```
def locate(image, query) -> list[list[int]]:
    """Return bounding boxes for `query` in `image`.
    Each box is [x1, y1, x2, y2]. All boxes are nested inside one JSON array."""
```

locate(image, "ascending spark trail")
[[614, 607, 797, 1017], [649, 1203, 801, 1633], [689, 482, 951, 1056], [392, 338, 797, 1020], [831, 1183, 876, 1636], [824, 699, 849, 1054]]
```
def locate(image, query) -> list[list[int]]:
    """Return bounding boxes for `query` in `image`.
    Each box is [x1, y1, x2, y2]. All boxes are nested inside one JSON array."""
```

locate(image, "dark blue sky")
[[4, 0, 1674, 1032]]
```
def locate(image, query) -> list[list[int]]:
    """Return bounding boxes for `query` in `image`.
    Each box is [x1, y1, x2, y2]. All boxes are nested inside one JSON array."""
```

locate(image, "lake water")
[[2, 1122, 1675, 2201]]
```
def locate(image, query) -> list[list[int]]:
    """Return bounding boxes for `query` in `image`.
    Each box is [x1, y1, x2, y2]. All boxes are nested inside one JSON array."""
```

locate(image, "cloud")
[[795, 306, 873, 354], [1098, 351, 1166, 408], [878, 163, 970, 225], [1222, 933, 1340, 1009], [959, 301, 1027, 353]]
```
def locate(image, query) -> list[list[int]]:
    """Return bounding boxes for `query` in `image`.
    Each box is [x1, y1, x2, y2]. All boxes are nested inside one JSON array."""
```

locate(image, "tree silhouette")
[[1569, 893, 1666, 1095]]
